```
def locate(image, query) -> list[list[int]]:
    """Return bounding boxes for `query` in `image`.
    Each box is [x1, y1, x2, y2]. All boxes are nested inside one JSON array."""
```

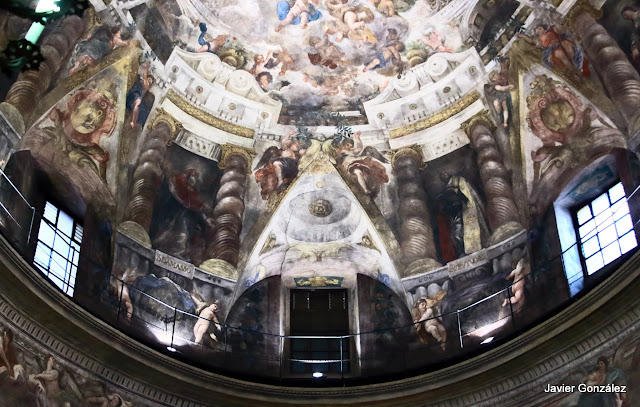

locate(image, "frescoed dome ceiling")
[[130, 0, 519, 120]]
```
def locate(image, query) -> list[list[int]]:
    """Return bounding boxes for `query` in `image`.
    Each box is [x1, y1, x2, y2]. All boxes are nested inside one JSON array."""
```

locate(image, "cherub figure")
[[325, 0, 377, 44], [272, 48, 295, 76], [276, 0, 322, 32], [421, 27, 453, 55], [363, 41, 405, 73], [330, 131, 389, 197], [254, 130, 312, 199], [195, 23, 229, 54], [369, 0, 395, 16], [308, 35, 346, 70], [485, 58, 514, 128], [502, 257, 529, 309], [412, 291, 447, 350], [193, 301, 222, 345], [249, 50, 275, 76]]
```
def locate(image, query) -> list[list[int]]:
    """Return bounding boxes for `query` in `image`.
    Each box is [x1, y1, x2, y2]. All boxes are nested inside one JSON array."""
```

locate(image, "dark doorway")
[[289, 289, 350, 375]]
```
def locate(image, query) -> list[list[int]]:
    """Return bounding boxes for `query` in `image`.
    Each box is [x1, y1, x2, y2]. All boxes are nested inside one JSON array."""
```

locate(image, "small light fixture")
[[166, 346, 178, 352], [480, 336, 494, 345], [312, 372, 324, 378]]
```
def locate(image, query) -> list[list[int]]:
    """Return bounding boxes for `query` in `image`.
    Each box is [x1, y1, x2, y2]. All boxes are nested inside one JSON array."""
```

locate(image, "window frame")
[[33, 200, 83, 297], [570, 181, 637, 282]]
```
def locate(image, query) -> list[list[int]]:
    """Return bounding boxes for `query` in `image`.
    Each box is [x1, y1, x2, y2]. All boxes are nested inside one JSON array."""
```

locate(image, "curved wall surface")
[[0, 0, 640, 405]]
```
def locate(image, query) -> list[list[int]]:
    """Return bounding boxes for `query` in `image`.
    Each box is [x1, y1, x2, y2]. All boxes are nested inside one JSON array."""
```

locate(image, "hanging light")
[[25, 0, 61, 44]]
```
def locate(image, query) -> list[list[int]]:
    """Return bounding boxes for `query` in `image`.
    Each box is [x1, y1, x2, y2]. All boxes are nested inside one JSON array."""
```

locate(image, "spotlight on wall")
[[312, 372, 324, 378], [166, 346, 178, 353], [480, 337, 494, 345]]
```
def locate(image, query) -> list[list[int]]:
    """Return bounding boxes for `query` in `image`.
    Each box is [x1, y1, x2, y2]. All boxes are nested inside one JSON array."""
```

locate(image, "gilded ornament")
[[460, 110, 496, 137], [390, 91, 480, 139], [147, 108, 183, 140], [218, 143, 256, 174], [391, 144, 425, 172], [166, 90, 255, 139], [563, 0, 603, 31]]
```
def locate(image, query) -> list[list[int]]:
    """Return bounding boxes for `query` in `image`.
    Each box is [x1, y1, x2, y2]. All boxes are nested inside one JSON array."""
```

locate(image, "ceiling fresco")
[[133, 0, 469, 116]]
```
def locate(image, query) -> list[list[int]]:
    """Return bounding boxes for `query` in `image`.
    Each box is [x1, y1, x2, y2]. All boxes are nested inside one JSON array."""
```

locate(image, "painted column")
[[3, 15, 86, 123], [568, 4, 640, 128], [463, 113, 522, 243], [392, 146, 440, 275], [0, 12, 31, 50], [120, 110, 182, 246], [201, 144, 254, 274]]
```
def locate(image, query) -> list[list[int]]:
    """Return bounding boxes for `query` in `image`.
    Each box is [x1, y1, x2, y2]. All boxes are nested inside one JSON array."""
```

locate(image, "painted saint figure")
[[485, 58, 514, 128], [69, 26, 133, 75], [517, 24, 588, 77], [622, 7, 640, 70], [151, 169, 210, 262], [331, 131, 389, 197], [275, 0, 322, 32], [436, 172, 487, 260], [412, 292, 447, 351], [254, 131, 312, 199], [125, 62, 154, 128]]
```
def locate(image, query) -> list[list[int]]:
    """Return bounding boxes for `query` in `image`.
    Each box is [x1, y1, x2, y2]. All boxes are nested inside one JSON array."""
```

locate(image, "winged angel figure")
[[324, 131, 389, 198], [254, 130, 320, 200]]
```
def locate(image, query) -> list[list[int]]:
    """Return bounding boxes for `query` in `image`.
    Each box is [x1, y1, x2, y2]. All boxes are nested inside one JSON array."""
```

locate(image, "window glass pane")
[[56, 211, 73, 238], [595, 208, 613, 232], [37, 222, 55, 247], [74, 224, 83, 243], [581, 235, 600, 258], [598, 224, 617, 248], [615, 214, 633, 237], [608, 182, 625, 203], [611, 200, 629, 221], [591, 193, 610, 216], [579, 219, 596, 239], [34, 242, 51, 268], [53, 235, 71, 259], [585, 252, 604, 275], [36, 202, 79, 297], [602, 242, 621, 265], [577, 205, 592, 225], [619, 232, 638, 254], [43, 202, 58, 223]]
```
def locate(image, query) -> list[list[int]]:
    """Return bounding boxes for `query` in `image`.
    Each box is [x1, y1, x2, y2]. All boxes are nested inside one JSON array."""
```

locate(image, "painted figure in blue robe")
[[125, 62, 154, 128], [275, 0, 322, 32], [195, 23, 229, 54]]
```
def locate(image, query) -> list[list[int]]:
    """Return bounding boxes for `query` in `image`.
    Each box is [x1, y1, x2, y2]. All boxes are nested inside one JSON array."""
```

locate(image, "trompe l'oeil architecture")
[[0, 0, 639, 405]]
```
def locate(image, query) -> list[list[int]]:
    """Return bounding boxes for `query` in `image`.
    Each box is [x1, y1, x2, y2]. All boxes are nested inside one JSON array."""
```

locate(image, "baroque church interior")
[[0, 0, 639, 405]]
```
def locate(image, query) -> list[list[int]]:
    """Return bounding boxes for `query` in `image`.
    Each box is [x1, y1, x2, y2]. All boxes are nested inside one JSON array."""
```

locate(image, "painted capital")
[[147, 108, 183, 140], [218, 144, 256, 173], [461, 110, 495, 138], [391, 144, 424, 171]]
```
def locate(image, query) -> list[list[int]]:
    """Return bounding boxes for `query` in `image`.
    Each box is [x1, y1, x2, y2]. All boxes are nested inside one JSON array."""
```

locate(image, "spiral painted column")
[[120, 110, 181, 246], [568, 5, 640, 127], [464, 114, 521, 243], [202, 145, 253, 272], [3, 15, 86, 120], [0, 12, 31, 50], [392, 146, 440, 275]]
